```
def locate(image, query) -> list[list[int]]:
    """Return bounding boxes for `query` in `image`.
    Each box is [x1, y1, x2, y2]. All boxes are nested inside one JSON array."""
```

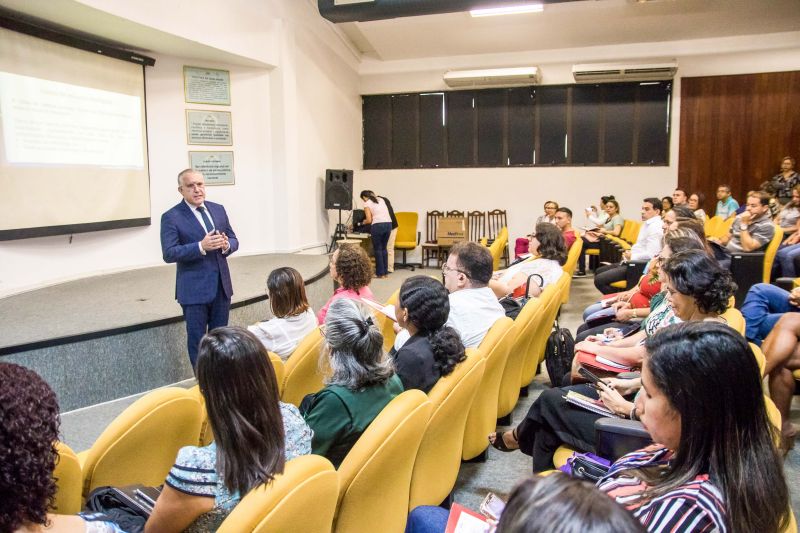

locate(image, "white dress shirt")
[[629, 216, 664, 261], [248, 309, 317, 360]]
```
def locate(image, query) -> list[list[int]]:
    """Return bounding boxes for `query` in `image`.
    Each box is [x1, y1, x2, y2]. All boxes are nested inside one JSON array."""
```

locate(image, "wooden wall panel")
[[678, 72, 800, 214]]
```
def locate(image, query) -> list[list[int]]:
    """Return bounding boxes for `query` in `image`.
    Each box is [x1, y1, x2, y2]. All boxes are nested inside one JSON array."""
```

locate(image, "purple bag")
[[559, 452, 611, 482]]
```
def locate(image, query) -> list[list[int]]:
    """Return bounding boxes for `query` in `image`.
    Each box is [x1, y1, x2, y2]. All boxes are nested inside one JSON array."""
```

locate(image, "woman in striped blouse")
[[598, 322, 789, 532]]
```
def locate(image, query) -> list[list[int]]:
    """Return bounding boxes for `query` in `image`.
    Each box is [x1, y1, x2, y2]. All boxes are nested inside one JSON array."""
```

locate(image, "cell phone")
[[479, 492, 506, 521], [578, 366, 603, 385]]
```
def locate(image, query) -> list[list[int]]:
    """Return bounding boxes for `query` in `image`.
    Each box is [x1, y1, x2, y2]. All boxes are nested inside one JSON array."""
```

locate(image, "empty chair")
[[281, 326, 325, 406], [467, 210, 485, 242], [489, 226, 508, 271], [486, 209, 510, 267], [394, 211, 421, 270], [462, 317, 514, 461], [409, 349, 485, 509], [421, 210, 444, 267], [78, 387, 202, 496], [217, 455, 339, 533], [334, 390, 432, 533], [52, 441, 82, 514]]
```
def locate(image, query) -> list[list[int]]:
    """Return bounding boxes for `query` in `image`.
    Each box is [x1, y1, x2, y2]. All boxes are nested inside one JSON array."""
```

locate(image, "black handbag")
[[84, 485, 162, 533], [499, 273, 543, 319]]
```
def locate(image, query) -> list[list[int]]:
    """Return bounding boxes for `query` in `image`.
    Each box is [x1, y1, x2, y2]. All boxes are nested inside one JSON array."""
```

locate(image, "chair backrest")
[[520, 279, 565, 388], [704, 215, 723, 237], [217, 455, 339, 533], [80, 387, 202, 496], [467, 210, 486, 242], [497, 297, 545, 418], [486, 209, 507, 240], [763, 226, 784, 283], [395, 212, 419, 246], [489, 227, 508, 270], [621, 220, 639, 243], [376, 288, 400, 353], [446, 209, 465, 217], [426, 210, 444, 242], [335, 390, 432, 533], [721, 307, 746, 336], [462, 317, 514, 460], [562, 238, 583, 304], [53, 441, 82, 514], [409, 349, 485, 509], [281, 326, 325, 406]]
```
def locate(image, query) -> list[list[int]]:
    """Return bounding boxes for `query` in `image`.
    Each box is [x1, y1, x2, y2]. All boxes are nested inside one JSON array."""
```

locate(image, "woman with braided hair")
[[393, 276, 466, 393]]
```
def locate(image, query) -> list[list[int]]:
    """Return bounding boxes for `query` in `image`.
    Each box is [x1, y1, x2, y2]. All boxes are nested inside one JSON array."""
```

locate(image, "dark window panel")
[[637, 82, 671, 165], [507, 87, 534, 165], [603, 84, 637, 164], [571, 85, 602, 164], [363, 95, 391, 169], [537, 86, 568, 165], [391, 94, 418, 168], [446, 91, 475, 166], [476, 89, 505, 166], [419, 93, 445, 167]]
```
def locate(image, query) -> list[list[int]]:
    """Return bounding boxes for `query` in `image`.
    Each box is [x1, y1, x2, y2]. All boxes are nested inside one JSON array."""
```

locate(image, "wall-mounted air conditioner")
[[572, 62, 677, 83], [443, 66, 541, 88]]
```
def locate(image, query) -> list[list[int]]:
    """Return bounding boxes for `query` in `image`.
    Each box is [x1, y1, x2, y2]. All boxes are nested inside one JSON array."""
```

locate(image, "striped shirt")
[[598, 446, 727, 532]]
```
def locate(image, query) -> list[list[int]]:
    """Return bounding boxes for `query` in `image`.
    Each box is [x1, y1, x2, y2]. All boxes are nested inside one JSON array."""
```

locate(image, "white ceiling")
[[331, 0, 800, 62]]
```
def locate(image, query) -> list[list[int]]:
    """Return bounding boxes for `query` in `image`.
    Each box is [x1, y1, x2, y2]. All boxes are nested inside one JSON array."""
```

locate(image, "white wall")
[[0, 0, 362, 296], [355, 33, 800, 260]]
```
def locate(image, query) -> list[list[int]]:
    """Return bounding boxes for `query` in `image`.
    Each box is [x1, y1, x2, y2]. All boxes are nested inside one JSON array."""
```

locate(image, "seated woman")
[[146, 327, 312, 532], [660, 196, 673, 215], [489, 248, 735, 471], [598, 322, 789, 532], [317, 244, 374, 324], [535, 200, 559, 225], [688, 192, 707, 222], [302, 298, 402, 467], [489, 222, 566, 299], [0, 363, 126, 533], [393, 276, 466, 393], [577, 198, 623, 276], [248, 266, 317, 360]]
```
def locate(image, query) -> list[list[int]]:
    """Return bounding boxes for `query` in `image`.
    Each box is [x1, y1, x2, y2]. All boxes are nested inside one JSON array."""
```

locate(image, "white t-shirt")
[[364, 198, 392, 224], [500, 258, 563, 291], [248, 308, 317, 359]]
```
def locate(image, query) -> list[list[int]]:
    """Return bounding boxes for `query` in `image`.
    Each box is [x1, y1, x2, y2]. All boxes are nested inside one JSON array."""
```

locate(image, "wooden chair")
[[467, 210, 485, 242], [446, 210, 465, 217], [421, 210, 444, 267], [486, 209, 510, 267]]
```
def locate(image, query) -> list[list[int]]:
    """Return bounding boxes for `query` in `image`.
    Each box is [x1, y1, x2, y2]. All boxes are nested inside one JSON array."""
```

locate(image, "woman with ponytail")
[[393, 276, 466, 393], [301, 298, 402, 467]]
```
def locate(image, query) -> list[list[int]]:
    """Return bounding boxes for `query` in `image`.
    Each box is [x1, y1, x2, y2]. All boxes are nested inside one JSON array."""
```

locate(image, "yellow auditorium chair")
[[53, 441, 82, 514], [462, 317, 515, 461], [489, 227, 508, 271], [704, 215, 723, 237], [217, 455, 339, 533], [281, 326, 325, 407], [78, 387, 202, 497], [561, 238, 583, 303], [520, 277, 566, 389], [721, 306, 746, 336], [374, 288, 400, 353], [730, 226, 783, 306], [334, 390, 431, 533], [497, 297, 546, 422], [409, 349, 485, 509], [394, 211, 421, 271]]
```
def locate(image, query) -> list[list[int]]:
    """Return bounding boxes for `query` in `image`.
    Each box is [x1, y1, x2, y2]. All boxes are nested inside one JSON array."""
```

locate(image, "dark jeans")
[[181, 280, 230, 368], [371, 222, 392, 276], [741, 283, 800, 345], [594, 263, 627, 295], [578, 237, 600, 273]]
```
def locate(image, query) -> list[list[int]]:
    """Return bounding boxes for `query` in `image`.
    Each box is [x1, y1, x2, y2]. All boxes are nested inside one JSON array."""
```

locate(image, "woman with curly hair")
[[0, 363, 123, 533], [489, 222, 566, 299], [302, 298, 402, 467], [392, 276, 466, 393], [317, 244, 374, 324]]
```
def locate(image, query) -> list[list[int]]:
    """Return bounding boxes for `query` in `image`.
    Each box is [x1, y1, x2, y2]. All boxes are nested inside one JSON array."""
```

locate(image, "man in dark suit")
[[160, 169, 239, 367]]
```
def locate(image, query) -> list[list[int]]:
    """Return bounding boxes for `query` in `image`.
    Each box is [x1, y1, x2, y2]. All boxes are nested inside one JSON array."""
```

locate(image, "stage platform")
[[0, 253, 331, 411]]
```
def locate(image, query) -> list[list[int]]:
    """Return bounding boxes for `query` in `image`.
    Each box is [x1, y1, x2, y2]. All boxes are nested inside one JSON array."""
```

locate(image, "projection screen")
[[0, 21, 153, 240]]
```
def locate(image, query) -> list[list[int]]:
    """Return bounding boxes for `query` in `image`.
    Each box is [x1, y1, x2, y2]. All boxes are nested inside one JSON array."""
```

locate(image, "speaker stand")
[[327, 209, 349, 253]]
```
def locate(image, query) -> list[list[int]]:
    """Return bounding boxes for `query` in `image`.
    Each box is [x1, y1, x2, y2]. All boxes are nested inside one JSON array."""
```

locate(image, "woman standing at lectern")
[[360, 190, 393, 279]]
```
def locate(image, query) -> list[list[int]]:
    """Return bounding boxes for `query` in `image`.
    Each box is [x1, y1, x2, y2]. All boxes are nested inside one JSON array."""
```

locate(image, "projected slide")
[[0, 72, 144, 167]]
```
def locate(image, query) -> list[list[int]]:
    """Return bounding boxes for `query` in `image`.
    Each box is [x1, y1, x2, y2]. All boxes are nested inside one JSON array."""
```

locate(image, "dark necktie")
[[197, 206, 214, 233]]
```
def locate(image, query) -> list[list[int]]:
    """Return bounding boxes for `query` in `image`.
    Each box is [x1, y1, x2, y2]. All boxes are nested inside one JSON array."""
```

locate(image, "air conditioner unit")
[[443, 66, 541, 88], [572, 62, 677, 83]]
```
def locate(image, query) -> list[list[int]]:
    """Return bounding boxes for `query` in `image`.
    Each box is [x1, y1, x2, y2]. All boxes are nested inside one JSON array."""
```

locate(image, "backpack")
[[545, 322, 574, 387]]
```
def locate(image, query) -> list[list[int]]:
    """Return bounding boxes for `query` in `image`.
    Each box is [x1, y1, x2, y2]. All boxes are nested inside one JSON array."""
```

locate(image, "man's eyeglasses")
[[442, 263, 470, 278]]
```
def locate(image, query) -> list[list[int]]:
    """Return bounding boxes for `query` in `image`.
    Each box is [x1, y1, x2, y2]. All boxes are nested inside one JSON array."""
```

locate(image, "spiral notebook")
[[564, 390, 618, 418]]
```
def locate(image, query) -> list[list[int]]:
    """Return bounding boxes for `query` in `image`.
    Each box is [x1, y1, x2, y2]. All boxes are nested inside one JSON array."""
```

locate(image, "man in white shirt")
[[394, 242, 504, 350], [594, 197, 663, 295]]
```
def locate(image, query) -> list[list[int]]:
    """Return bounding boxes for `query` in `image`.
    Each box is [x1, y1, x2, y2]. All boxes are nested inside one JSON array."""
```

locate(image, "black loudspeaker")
[[324, 169, 353, 210]]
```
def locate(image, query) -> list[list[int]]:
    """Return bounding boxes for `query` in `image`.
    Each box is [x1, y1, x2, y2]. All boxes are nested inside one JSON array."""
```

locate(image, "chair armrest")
[[594, 418, 652, 462], [730, 252, 767, 308], [776, 277, 796, 292]]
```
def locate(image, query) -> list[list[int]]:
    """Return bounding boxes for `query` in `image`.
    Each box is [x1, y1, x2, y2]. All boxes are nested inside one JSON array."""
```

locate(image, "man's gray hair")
[[177, 168, 201, 184], [322, 298, 394, 390]]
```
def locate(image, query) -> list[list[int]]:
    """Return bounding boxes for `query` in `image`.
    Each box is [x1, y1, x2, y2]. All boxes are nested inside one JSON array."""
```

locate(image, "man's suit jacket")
[[160, 200, 239, 305]]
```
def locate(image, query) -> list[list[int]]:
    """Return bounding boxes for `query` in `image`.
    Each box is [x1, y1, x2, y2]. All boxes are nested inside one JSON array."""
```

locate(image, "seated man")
[[672, 188, 688, 207], [740, 283, 800, 345], [594, 197, 663, 295], [714, 190, 774, 253], [715, 184, 739, 219], [554, 207, 576, 249], [395, 242, 504, 349], [762, 312, 800, 452]]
